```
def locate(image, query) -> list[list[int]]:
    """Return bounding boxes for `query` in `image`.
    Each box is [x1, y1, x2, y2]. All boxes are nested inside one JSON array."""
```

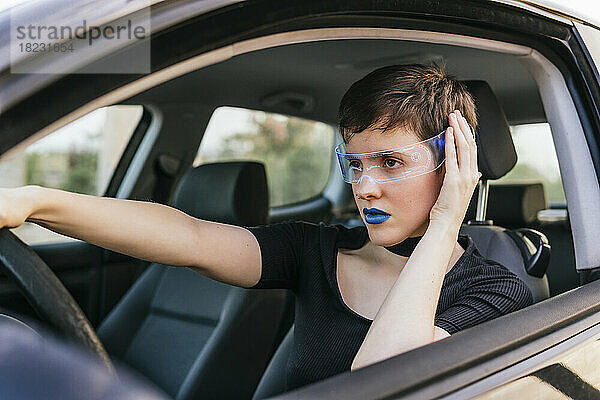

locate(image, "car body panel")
[[455, 321, 600, 399]]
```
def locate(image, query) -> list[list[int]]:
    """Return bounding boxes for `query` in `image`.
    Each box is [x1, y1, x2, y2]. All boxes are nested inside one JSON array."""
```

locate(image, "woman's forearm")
[[351, 221, 459, 371], [24, 185, 205, 268]]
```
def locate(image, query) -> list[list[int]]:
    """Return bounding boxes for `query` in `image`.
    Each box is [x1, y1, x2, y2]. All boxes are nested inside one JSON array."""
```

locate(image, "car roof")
[[1, 0, 590, 24], [130, 38, 545, 125], [0, 0, 593, 75]]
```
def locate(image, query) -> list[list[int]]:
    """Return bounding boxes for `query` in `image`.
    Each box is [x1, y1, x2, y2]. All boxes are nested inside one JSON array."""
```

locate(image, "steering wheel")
[[0, 228, 114, 372]]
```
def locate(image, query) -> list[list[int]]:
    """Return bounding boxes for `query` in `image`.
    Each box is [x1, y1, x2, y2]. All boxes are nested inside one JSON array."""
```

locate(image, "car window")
[[496, 123, 566, 206], [0, 105, 143, 245], [194, 106, 335, 207]]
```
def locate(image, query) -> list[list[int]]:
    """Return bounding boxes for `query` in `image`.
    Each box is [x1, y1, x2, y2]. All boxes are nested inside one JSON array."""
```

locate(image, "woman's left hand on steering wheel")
[[429, 110, 481, 228]]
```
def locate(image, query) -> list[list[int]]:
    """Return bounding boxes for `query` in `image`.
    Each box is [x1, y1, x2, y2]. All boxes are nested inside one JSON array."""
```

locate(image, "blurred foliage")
[[23, 108, 334, 205], [24, 151, 98, 195], [22, 123, 101, 195], [500, 163, 565, 204], [201, 112, 334, 207], [25, 153, 41, 186], [64, 152, 98, 194]]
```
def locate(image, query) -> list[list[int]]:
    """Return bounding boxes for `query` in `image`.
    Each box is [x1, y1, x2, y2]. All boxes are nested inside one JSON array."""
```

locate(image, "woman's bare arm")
[[351, 221, 456, 371], [1, 185, 263, 288]]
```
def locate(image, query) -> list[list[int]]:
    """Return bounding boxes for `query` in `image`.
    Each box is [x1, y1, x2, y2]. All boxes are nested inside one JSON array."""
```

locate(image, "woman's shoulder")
[[452, 234, 518, 277], [245, 219, 366, 248], [450, 234, 534, 305], [245, 219, 321, 236], [325, 222, 369, 250]]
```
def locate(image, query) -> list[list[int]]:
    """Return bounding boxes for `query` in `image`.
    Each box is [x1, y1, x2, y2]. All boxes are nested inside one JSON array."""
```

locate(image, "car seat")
[[465, 182, 547, 230], [251, 81, 550, 400], [460, 80, 549, 302], [97, 161, 294, 400], [464, 182, 577, 296]]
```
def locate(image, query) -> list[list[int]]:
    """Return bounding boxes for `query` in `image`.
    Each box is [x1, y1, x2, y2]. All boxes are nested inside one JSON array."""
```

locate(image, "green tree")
[[63, 152, 98, 194], [218, 113, 332, 206], [25, 153, 43, 186]]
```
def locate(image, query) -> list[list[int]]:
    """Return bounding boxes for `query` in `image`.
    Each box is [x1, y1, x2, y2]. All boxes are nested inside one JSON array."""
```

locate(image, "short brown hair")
[[337, 64, 478, 143]]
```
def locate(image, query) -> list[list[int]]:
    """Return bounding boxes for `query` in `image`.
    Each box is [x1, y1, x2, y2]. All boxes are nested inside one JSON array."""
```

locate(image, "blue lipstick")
[[363, 207, 391, 224]]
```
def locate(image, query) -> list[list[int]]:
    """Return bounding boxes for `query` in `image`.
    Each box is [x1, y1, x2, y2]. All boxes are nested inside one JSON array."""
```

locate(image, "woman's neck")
[[360, 237, 465, 275], [384, 236, 423, 257]]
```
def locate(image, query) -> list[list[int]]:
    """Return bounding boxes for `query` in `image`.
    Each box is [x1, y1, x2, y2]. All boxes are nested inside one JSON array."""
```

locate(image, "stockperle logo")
[[10, 2, 151, 74]]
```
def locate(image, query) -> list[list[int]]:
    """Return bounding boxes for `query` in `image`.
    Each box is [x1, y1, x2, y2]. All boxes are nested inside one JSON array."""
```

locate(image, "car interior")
[[1, 32, 584, 399]]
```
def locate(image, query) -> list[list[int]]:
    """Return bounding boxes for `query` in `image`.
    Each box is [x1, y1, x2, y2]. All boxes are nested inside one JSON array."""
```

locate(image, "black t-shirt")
[[245, 220, 533, 391]]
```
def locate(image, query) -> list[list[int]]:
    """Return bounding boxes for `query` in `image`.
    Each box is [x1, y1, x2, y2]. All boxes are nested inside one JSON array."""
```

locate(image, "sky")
[[25, 108, 106, 153]]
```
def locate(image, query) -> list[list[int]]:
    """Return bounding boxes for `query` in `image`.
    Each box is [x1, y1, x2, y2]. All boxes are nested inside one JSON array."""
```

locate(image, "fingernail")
[[456, 110, 462, 117]]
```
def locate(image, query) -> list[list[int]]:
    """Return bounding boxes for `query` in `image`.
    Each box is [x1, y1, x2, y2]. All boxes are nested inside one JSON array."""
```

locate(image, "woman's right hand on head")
[[428, 111, 481, 228], [0, 185, 40, 229]]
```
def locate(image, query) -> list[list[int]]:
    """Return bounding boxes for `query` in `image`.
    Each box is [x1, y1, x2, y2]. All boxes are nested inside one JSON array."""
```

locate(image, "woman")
[[0, 64, 532, 392]]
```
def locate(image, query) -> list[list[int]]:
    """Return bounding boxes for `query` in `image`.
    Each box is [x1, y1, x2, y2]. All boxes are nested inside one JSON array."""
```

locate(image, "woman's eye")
[[349, 160, 361, 169], [383, 158, 403, 168]]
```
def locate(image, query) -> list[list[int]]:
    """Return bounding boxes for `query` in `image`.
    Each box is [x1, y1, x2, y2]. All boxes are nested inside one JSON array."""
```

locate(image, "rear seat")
[[465, 182, 577, 296], [464, 182, 546, 229]]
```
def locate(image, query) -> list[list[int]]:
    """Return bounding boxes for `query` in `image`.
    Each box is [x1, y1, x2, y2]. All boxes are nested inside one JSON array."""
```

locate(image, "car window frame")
[[103, 105, 153, 197], [194, 105, 336, 209], [4, 104, 151, 246]]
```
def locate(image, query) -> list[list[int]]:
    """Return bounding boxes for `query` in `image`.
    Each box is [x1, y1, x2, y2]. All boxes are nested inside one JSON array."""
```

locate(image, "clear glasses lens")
[[335, 130, 446, 184]]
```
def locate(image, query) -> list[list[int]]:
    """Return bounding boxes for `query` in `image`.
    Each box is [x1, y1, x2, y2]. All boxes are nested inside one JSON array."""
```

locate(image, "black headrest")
[[465, 182, 547, 227], [463, 81, 517, 180], [172, 161, 268, 226]]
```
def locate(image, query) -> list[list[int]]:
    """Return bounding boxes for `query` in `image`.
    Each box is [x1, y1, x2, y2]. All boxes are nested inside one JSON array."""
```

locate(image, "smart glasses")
[[335, 130, 446, 184]]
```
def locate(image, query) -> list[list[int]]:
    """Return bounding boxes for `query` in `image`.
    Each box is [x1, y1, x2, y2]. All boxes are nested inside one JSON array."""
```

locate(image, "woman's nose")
[[354, 175, 383, 200]]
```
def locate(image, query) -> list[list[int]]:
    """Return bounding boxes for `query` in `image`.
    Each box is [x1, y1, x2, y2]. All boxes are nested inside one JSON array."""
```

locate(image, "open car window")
[[194, 106, 335, 207], [0, 105, 143, 244], [497, 123, 566, 206]]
